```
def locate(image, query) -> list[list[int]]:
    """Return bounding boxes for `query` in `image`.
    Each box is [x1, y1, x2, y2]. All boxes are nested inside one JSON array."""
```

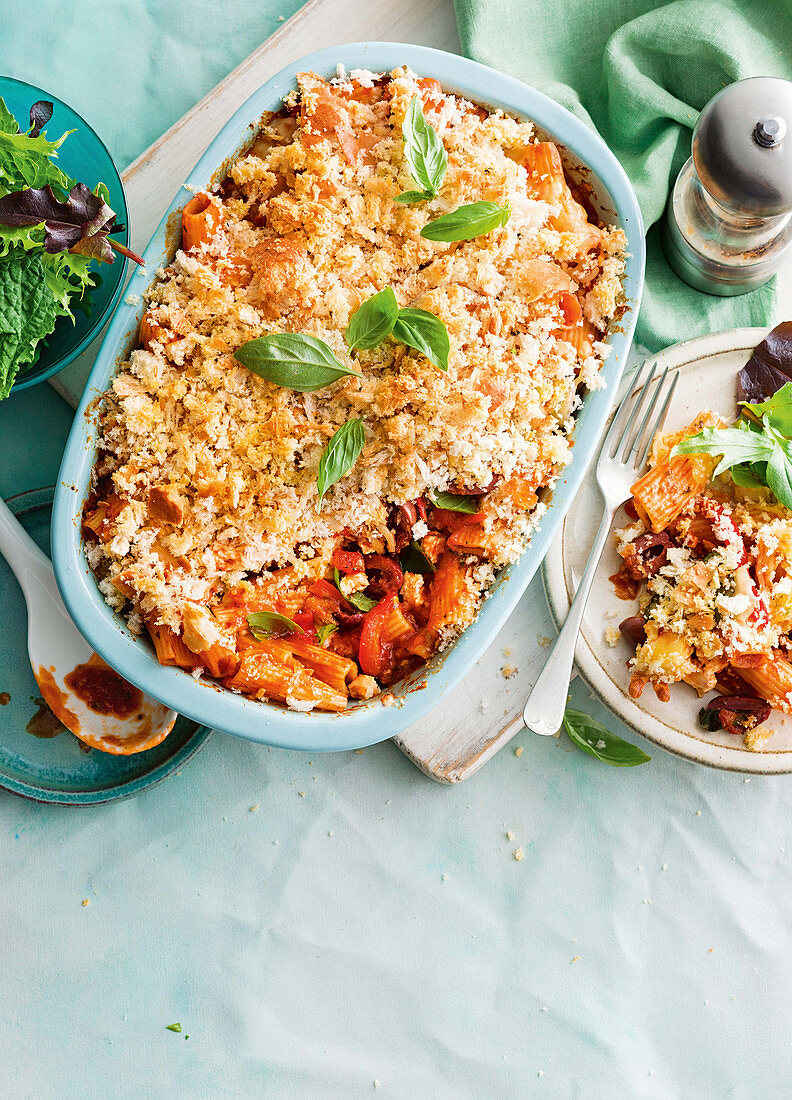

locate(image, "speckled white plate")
[[543, 326, 792, 774]]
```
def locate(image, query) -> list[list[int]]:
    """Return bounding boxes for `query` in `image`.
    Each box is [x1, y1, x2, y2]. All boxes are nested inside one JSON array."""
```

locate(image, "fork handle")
[[523, 505, 615, 736]]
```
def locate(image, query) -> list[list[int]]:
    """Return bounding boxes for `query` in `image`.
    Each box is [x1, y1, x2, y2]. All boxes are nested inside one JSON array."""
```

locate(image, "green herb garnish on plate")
[[673, 382, 792, 510], [0, 97, 143, 398]]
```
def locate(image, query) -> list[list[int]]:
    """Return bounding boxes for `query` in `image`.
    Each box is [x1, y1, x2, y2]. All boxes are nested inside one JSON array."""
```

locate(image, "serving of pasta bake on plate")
[[611, 325, 792, 750], [81, 65, 627, 715]]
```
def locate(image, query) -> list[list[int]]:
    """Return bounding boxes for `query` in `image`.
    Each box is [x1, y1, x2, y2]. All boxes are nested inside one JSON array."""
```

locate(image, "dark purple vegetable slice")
[[619, 615, 647, 647], [28, 100, 53, 138], [698, 695, 771, 735], [737, 322, 792, 402], [631, 531, 672, 576]]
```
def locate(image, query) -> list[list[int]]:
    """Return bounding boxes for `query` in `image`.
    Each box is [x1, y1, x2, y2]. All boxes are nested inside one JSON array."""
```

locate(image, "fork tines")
[[605, 362, 679, 469]]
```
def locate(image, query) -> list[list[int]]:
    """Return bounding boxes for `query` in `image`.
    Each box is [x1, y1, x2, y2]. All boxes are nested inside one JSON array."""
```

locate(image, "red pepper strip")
[[293, 611, 315, 633], [332, 547, 365, 574], [431, 507, 484, 529], [310, 579, 344, 604], [358, 595, 397, 678]]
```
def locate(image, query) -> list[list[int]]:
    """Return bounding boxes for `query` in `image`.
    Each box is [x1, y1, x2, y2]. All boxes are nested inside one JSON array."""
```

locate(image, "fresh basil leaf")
[[317, 418, 365, 507], [316, 622, 338, 645], [420, 201, 511, 243], [741, 381, 792, 436], [347, 591, 377, 612], [345, 287, 398, 351], [395, 189, 433, 205], [392, 307, 449, 372], [333, 566, 377, 612], [562, 709, 651, 767], [235, 333, 361, 392], [729, 463, 765, 489], [247, 611, 302, 639], [765, 442, 792, 510], [400, 539, 436, 574], [401, 95, 447, 198], [165, 1023, 182, 1033], [673, 424, 775, 477], [431, 491, 480, 514]]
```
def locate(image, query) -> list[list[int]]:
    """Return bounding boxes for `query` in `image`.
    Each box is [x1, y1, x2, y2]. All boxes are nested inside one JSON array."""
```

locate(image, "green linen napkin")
[[453, 0, 792, 351]]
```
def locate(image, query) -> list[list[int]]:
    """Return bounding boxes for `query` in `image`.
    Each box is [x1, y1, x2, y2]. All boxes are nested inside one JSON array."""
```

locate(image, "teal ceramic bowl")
[[53, 43, 645, 753], [0, 76, 130, 392]]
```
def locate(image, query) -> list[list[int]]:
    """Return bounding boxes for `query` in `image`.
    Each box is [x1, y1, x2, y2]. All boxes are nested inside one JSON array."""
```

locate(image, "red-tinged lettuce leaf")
[[28, 101, 53, 139], [738, 322, 792, 402], [0, 183, 116, 260]]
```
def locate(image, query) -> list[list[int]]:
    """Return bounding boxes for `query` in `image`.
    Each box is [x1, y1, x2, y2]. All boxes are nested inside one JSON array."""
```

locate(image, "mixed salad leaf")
[[674, 325, 792, 511], [0, 97, 141, 398]]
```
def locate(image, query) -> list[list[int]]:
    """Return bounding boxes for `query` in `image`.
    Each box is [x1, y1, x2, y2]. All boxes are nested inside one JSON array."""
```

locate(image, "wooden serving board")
[[49, 0, 580, 782]]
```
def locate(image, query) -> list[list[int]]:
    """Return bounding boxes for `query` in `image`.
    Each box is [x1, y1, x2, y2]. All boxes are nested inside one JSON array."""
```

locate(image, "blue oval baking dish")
[[52, 42, 645, 752]]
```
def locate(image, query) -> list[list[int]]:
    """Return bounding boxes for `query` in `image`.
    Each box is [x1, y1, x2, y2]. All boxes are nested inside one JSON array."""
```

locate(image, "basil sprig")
[[674, 384, 792, 511], [316, 622, 338, 645], [247, 611, 302, 638], [333, 567, 377, 612], [421, 201, 511, 243], [431, 491, 480, 514], [317, 418, 365, 507], [562, 708, 651, 767], [234, 333, 361, 392], [396, 95, 447, 204], [400, 539, 436, 574], [345, 287, 398, 351], [345, 288, 451, 372], [393, 308, 449, 372]]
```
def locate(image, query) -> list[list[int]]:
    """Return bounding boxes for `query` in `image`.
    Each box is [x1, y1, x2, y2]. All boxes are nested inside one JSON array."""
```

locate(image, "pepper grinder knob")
[[663, 76, 792, 295]]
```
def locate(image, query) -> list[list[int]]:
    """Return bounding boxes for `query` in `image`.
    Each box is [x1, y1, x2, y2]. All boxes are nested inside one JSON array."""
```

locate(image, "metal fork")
[[523, 362, 679, 737]]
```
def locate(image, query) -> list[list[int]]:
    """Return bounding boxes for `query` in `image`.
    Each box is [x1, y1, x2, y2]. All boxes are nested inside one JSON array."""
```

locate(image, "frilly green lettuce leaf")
[[0, 251, 59, 397]]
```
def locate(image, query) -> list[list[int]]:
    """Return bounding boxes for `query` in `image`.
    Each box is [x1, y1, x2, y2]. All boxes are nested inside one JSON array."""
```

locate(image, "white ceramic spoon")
[[0, 496, 177, 754]]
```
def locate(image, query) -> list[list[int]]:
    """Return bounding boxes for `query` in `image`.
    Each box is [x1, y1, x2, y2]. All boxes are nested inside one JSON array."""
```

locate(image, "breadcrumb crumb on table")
[[81, 898, 90, 907], [513, 847, 524, 861], [500, 664, 518, 679], [514, 745, 523, 756]]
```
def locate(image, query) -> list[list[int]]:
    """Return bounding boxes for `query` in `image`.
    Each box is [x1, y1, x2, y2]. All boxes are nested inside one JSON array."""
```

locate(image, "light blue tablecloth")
[[3, 5, 792, 1097]]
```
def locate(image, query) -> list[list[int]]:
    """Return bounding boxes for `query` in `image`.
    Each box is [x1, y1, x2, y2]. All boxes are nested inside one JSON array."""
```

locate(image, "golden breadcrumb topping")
[[88, 66, 625, 652]]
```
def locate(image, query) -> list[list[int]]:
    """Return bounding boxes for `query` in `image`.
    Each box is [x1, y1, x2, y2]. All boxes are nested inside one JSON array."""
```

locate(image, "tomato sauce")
[[26, 697, 66, 739], [35, 667, 80, 734], [64, 654, 143, 719]]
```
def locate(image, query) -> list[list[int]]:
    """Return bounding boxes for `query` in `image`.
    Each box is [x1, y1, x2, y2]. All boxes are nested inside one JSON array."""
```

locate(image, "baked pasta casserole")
[[85, 66, 626, 712], [611, 334, 792, 746]]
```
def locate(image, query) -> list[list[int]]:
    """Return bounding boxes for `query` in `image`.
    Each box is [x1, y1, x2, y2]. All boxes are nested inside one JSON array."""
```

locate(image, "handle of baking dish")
[[523, 507, 613, 737]]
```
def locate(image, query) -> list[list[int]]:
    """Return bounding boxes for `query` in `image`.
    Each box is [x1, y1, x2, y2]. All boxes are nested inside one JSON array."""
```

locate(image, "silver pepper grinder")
[[663, 76, 792, 295]]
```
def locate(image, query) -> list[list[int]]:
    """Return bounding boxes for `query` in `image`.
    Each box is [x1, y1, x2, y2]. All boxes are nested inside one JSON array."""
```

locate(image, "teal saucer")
[[0, 76, 131, 393], [0, 486, 212, 804]]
